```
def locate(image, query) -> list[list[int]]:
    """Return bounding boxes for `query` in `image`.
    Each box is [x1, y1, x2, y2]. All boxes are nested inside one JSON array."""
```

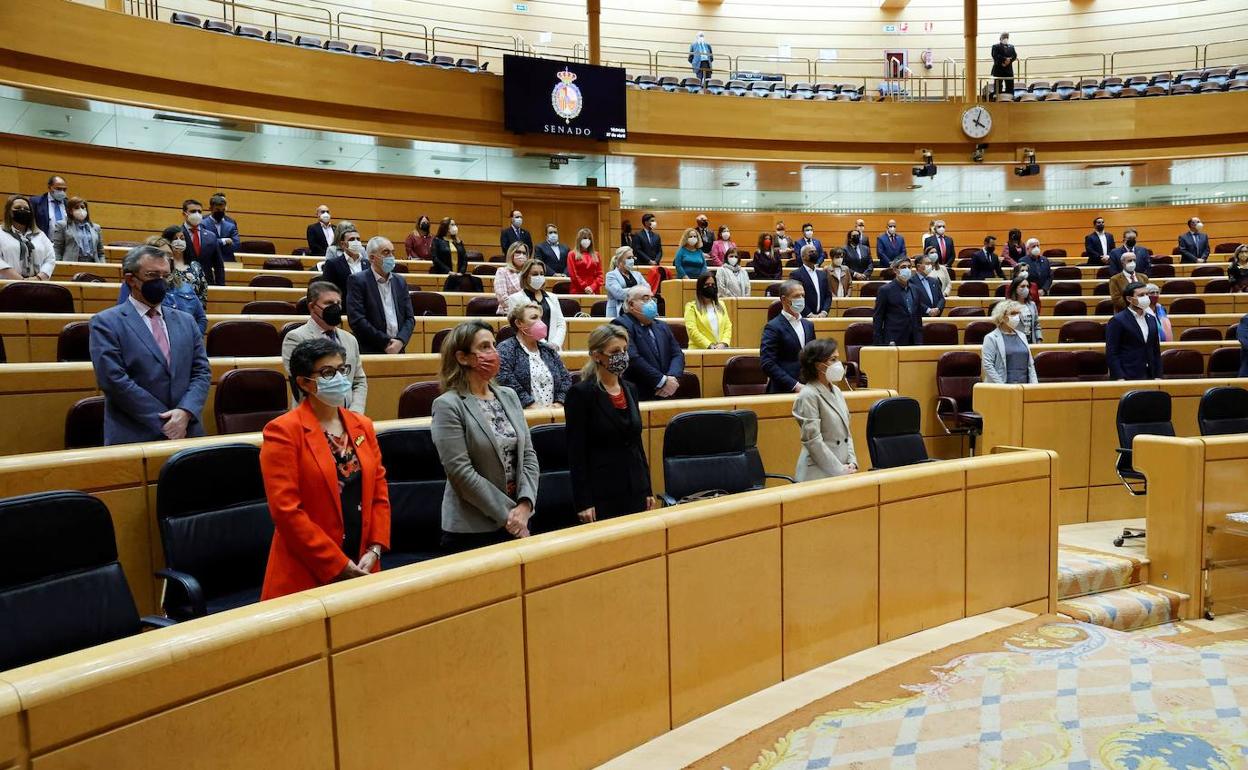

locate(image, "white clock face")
[[961, 106, 992, 139]]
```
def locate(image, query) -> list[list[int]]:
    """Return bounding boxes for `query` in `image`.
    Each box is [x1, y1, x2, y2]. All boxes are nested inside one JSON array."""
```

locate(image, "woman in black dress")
[[564, 324, 654, 522]]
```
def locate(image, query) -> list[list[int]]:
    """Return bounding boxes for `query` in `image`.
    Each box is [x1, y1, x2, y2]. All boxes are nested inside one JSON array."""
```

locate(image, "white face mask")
[[512, 254, 528, 268], [319, 211, 331, 223], [687, 237, 698, 247], [171, 238, 186, 252], [347, 240, 364, 256], [186, 212, 202, 226], [1030, 246, 1041, 257], [513, 216, 523, 226], [804, 230, 814, 239], [71, 208, 87, 222], [936, 226, 945, 234], [721, 231, 731, 240], [1124, 262, 1136, 273], [1137, 295, 1152, 309], [887, 225, 897, 233], [1195, 222, 1204, 231], [580, 238, 591, 249], [1007, 313, 1021, 329], [823, 361, 846, 383], [727, 256, 739, 266], [529, 275, 546, 290]]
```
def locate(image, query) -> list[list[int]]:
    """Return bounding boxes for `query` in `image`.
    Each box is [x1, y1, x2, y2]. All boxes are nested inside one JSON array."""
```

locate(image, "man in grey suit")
[[282, 280, 368, 413], [89, 245, 211, 445], [346, 236, 415, 354]]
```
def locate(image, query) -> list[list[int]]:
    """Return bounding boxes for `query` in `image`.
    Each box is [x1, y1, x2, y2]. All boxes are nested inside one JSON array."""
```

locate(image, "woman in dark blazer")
[[260, 337, 390, 600], [564, 324, 654, 522], [496, 300, 572, 408], [431, 216, 468, 275]]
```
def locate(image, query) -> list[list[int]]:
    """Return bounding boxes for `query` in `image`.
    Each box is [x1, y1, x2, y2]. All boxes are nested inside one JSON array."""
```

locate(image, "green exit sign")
[[514, 3, 528, 10]]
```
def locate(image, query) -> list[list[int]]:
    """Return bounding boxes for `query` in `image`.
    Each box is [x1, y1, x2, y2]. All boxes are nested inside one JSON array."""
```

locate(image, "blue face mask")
[[380, 255, 396, 274], [641, 299, 659, 319], [898, 268, 912, 281], [790, 297, 805, 315], [313, 373, 352, 407]]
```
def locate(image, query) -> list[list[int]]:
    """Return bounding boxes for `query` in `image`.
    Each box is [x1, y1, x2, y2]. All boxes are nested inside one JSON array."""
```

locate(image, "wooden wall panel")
[[878, 484, 966, 642]]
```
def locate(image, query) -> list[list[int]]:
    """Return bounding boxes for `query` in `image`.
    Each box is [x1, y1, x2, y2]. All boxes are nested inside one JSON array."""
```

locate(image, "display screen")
[[503, 55, 627, 141]]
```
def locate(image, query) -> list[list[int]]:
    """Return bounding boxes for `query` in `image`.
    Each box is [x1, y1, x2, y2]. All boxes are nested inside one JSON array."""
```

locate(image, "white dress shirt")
[[705, 302, 720, 339], [345, 254, 364, 274], [783, 308, 806, 347], [803, 264, 821, 308], [320, 223, 334, 247], [1131, 307, 1150, 341], [1097, 232, 1109, 256], [375, 270, 399, 338]]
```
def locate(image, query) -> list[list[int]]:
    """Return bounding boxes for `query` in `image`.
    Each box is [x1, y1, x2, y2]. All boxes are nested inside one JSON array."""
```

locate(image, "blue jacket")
[[346, 269, 415, 353], [876, 232, 907, 266], [496, 337, 572, 407], [1178, 231, 1210, 263], [89, 301, 211, 445], [605, 268, 646, 318], [790, 266, 832, 316], [1106, 309, 1163, 380], [1108, 246, 1152, 276], [116, 282, 208, 335], [612, 313, 686, 401], [182, 223, 224, 286], [32, 192, 64, 236], [872, 279, 924, 345], [1019, 254, 1054, 293], [204, 214, 240, 262], [912, 274, 945, 316], [760, 312, 815, 393], [1084, 231, 1116, 263], [1238, 314, 1248, 377], [673, 247, 706, 279], [793, 237, 824, 263]]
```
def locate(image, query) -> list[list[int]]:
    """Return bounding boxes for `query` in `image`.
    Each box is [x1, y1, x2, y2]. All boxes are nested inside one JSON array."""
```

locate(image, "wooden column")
[[587, 0, 601, 65], [963, 0, 977, 101]]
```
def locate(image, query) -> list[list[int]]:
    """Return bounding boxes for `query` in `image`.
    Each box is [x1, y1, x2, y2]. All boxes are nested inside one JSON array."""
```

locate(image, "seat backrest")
[[722, 355, 767, 396], [963, 321, 995, 345], [1191, 265, 1224, 277], [865, 397, 929, 469], [673, 371, 701, 399], [214, 368, 288, 434], [590, 300, 608, 317], [1168, 297, 1205, 315], [1204, 279, 1231, 294], [1162, 279, 1194, 295], [1059, 320, 1105, 343], [1033, 350, 1079, 382], [376, 428, 446, 557], [669, 324, 689, 349], [843, 306, 874, 318], [56, 320, 91, 362], [156, 444, 271, 612], [430, 328, 452, 354], [1053, 299, 1087, 317], [409, 291, 448, 317], [442, 273, 483, 293], [1178, 326, 1222, 342], [1117, 390, 1175, 457], [1199, 386, 1248, 435], [0, 490, 139, 670], [71, 272, 107, 283], [241, 300, 297, 315], [248, 274, 293, 288], [1074, 349, 1109, 380], [1148, 263, 1176, 278], [936, 351, 981, 411], [206, 320, 281, 357], [957, 281, 989, 297], [1160, 348, 1204, 379], [0, 282, 75, 313], [495, 326, 517, 345], [397, 381, 441, 419], [528, 424, 577, 533], [922, 322, 958, 345], [1048, 282, 1082, 296], [262, 257, 304, 271], [465, 297, 498, 316], [859, 281, 884, 297], [947, 307, 985, 318], [663, 411, 757, 500], [1095, 299, 1116, 316], [64, 395, 105, 449], [1052, 266, 1082, 280], [239, 240, 276, 254], [1208, 347, 1242, 378]]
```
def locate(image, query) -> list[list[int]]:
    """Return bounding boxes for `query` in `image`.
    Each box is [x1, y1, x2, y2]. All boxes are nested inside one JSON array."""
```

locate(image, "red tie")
[[146, 307, 171, 364], [191, 227, 200, 255], [938, 239, 945, 260]]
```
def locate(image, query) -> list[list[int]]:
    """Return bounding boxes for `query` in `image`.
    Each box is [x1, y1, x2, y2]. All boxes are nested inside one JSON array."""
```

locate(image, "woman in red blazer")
[[260, 337, 391, 600], [566, 227, 604, 295]]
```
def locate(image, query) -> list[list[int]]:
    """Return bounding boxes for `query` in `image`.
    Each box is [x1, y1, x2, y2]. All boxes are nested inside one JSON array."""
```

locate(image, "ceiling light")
[[829, 200, 838, 205], [919, 199, 928, 204], [1093, 180, 1111, 186], [1012, 197, 1023, 203], [723, 181, 740, 187], [314, 159, 336, 166], [648, 197, 657, 203], [1214, 191, 1225, 196], [740, 199, 748, 204], [1109, 195, 1119, 200], [38, 129, 70, 138], [788, 171, 798, 175]]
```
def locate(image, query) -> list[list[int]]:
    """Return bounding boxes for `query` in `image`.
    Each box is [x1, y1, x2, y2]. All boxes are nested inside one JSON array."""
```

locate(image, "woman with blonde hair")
[[567, 226, 604, 295], [604, 245, 646, 318], [431, 320, 539, 552], [1228, 244, 1248, 292], [506, 257, 566, 349], [982, 299, 1038, 384], [673, 227, 707, 279], [563, 324, 654, 522], [497, 300, 572, 409], [493, 241, 529, 313]]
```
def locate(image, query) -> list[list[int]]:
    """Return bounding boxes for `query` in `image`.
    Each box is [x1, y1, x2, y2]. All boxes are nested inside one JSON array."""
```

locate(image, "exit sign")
[[514, 3, 528, 10]]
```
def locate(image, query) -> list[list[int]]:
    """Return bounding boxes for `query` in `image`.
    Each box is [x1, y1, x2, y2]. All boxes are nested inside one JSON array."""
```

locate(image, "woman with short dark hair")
[[0, 194, 55, 280], [432, 217, 468, 274], [791, 338, 858, 481], [752, 232, 782, 281], [52, 196, 104, 262]]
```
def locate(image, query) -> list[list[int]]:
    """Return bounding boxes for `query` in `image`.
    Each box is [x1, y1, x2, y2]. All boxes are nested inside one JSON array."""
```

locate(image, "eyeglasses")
[[312, 364, 352, 378]]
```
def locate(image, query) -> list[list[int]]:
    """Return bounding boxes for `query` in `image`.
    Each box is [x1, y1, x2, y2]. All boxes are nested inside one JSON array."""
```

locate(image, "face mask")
[[529, 275, 546, 290], [512, 254, 528, 268], [319, 212, 331, 223], [936, 226, 945, 234], [513, 216, 523, 227], [1136, 295, 1151, 309], [348, 240, 364, 257], [727, 256, 739, 266], [763, 239, 773, 249], [806, 252, 819, 264], [1095, 223, 1104, 232], [804, 230, 813, 238], [1124, 262, 1136, 273], [11, 209, 32, 227], [1195, 222, 1204, 231], [851, 234, 859, 243], [985, 245, 995, 254], [887, 226, 897, 233], [319, 303, 343, 327], [580, 238, 591, 250], [789, 297, 805, 315], [648, 221, 657, 230], [1030, 247, 1042, 257], [699, 284, 718, 300], [722, 231, 731, 240], [625, 258, 635, 269], [312, 373, 352, 407], [824, 361, 846, 383], [138, 277, 168, 305], [687, 237, 699, 247], [525, 319, 548, 341], [449, 225, 459, 236], [832, 258, 843, 267], [71, 208, 87, 222], [1125, 238, 1137, 247], [172, 238, 186, 252], [1007, 314, 1021, 329], [1016, 286, 1029, 299], [605, 350, 629, 375], [186, 212, 202, 227], [898, 268, 912, 281], [473, 349, 500, 379], [380, 256, 397, 273], [212, 210, 225, 221], [547, 232, 559, 244], [419, 221, 430, 233], [51, 190, 67, 202], [641, 299, 659, 320]]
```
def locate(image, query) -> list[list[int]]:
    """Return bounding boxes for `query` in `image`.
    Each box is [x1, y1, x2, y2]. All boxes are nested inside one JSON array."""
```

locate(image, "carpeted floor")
[[688, 615, 1248, 769]]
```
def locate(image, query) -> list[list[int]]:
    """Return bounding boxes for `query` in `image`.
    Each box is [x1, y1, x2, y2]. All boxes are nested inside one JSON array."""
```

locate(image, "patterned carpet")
[[689, 616, 1248, 769], [1058, 584, 1187, 632], [1057, 545, 1146, 599]]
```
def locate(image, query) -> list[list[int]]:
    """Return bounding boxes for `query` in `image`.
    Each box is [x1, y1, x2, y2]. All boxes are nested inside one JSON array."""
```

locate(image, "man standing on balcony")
[[689, 32, 713, 82], [991, 32, 1017, 97]]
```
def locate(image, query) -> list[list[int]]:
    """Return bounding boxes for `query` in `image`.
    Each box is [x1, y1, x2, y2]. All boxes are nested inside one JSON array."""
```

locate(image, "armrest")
[[659, 493, 678, 507], [156, 568, 207, 620], [763, 472, 796, 485], [936, 396, 958, 415], [140, 615, 177, 629]]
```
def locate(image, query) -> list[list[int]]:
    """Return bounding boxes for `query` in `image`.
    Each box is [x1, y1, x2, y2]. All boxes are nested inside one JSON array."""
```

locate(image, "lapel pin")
[[355, 435, 365, 446]]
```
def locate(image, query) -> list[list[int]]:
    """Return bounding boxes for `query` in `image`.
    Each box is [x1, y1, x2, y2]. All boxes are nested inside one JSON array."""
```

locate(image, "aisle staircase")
[[1056, 544, 1189, 631]]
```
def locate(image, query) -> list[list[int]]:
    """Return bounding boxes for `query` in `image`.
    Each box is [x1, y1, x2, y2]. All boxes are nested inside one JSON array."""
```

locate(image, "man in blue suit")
[[792, 223, 824, 265], [612, 284, 685, 401], [760, 280, 815, 393], [31, 174, 69, 236], [89, 245, 211, 445], [346, 236, 415, 354], [913, 252, 945, 317], [872, 257, 924, 345], [1237, 313, 1248, 377], [1106, 281, 1163, 380], [790, 243, 831, 317], [180, 198, 223, 286], [1083, 216, 1115, 266], [1178, 217, 1210, 263], [875, 219, 906, 267], [1107, 228, 1152, 275], [205, 192, 240, 263]]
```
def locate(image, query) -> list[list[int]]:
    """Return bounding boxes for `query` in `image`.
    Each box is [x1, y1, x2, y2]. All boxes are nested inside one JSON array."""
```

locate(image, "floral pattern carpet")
[[690, 616, 1248, 769]]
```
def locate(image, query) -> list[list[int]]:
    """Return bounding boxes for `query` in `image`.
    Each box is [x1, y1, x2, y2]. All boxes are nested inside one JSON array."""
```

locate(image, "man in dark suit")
[[790, 243, 831, 318], [346, 237, 415, 354], [760, 280, 815, 393], [1237, 313, 1248, 377], [922, 219, 955, 266], [306, 204, 334, 257], [1106, 281, 1163, 380], [32, 174, 69, 236], [1019, 238, 1054, 296], [88, 245, 211, 445], [1084, 216, 1115, 265], [536, 223, 570, 275], [321, 228, 366, 298], [876, 219, 906, 267], [631, 213, 663, 265], [205, 192, 240, 263], [991, 32, 1017, 97], [612, 284, 685, 401], [968, 235, 1006, 280], [913, 253, 945, 317], [500, 209, 533, 255], [846, 229, 872, 279], [694, 214, 713, 256], [1178, 217, 1210, 263], [872, 257, 924, 346], [1108, 228, 1152, 275], [180, 198, 223, 286], [793, 223, 824, 264]]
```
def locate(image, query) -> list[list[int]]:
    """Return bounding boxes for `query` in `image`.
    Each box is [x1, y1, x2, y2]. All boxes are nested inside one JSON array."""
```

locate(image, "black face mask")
[[418, 221, 430, 233], [212, 210, 226, 221], [11, 209, 32, 227], [851, 234, 859, 243], [1094, 224, 1104, 232], [985, 245, 995, 254], [320, 303, 343, 327], [139, 277, 168, 305], [1125, 238, 1137, 247], [699, 285, 718, 300]]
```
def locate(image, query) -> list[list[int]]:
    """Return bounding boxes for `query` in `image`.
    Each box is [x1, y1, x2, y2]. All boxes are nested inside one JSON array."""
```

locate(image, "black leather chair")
[[865, 397, 931, 469], [722, 355, 767, 396], [1113, 390, 1174, 546], [214, 369, 288, 434], [935, 351, 983, 455], [1208, 347, 1241, 378], [375, 428, 447, 567], [64, 395, 105, 449], [56, 321, 91, 362], [0, 282, 75, 313], [206, 320, 281, 357], [529, 424, 578, 534], [155, 444, 272, 620], [397, 381, 441, 419], [0, 490, 171, 670], [660, 410, 792, 504], [1198, 386, 1248, 436]]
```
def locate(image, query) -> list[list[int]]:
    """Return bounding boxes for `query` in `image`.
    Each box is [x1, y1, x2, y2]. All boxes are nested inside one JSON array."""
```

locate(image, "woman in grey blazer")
[[604, 246, 646, 318], [52, 196, 104, 262], [791, 338, 859, 481], [431, 320, 540, 552], [982, 300, 1038, 384]]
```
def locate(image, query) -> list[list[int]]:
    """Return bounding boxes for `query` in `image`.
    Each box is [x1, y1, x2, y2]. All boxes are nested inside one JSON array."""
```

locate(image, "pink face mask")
[[526, 319, 549, 341], [473, 349, 500, 379]]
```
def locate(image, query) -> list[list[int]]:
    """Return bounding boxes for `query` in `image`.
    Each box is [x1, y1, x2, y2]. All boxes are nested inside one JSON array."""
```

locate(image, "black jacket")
[[760, 313, 815, 393], [631, 229, 663, 265], [790, 266, 832, 316], [536, 241, 570, 275], [912, 274, 945, 316], [1108, 246, 1152, 276], [872, 280, 924, 345], [321, 254, 357, 298], [500, 226, 533, 255], [345, 270, 415, 353], [306, 222, 331, 257], [564, 378, 651, 520], [991, 42, 1017, 76], [432, 237, 468, 274], [612, 313, 685, 400], [1106, 309, 1163, 380], [968, 249, 1005, 280]]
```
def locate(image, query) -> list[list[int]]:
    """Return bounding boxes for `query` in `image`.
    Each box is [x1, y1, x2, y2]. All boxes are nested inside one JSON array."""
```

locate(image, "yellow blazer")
[[683, 300, 733, 348]]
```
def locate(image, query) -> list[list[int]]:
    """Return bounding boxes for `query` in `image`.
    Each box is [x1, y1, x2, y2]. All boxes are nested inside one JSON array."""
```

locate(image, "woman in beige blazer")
[[791, 338, 859, 481]]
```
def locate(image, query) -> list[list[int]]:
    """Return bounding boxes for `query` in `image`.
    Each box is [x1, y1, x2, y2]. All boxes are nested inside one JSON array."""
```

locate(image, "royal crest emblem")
[[551, 67, 583, 124]]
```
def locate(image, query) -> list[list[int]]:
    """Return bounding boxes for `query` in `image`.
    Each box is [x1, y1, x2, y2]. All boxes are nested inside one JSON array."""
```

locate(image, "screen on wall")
[[503, 55, 627, 141]]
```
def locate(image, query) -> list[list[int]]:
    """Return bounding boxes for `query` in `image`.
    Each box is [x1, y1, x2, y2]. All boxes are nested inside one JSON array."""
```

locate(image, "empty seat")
[[1059, 320, 1105, 343], [659, 76, 681, 92], [234, 24, 265, 40], [1180, 326, 1222, 342], [1160, 348, 1204, 379], [409, 291, 448, 317], [375, 428, 447, 565], [249, 274, 293, 288], [241, 300, 297, 315], [843, 306, 874, 318], [405, 51, 431, 65], [379, 48, 404, 62], [465, 297, 498, 316], [1214, 241, 1243, 253], [922, 322, 959, 345], [722, 355, 767, 396], [295, 35, 323, 49], [1168, 297, 1205, 315], [266, 30, 295, 45], [1198, 386, 1248, 435], [1053, 299, 1088, 316], [957, 281, 989, 298], [1176, 70, 1202, 84], [1034, 350, 1080, 383], [397, 381, 441, 419], [791, 82, 814, 99], [1171, 83, 1195, 95], [947, 307, 986, 317], [935, 351, 983, 454], [1052, 266, 1083, 280], [1124, 75, 1149, 93], [262, 257, 303, 271], [63, 396, 105, 449], [1149, 263, 1176, 278], [679, 77, 703, 93], [673, 371, 701, 399], [660, 410, 792, 503], [1205, 279, 1231, 294], [963, 321, 995, 345], [1042, 248, 1067, 259], [352, 44, 378, 57], [528, 424, 578, 534], [703, 78, 725, 95], [203, 19, 233, 34], [725, 79, 748, 96], [170, 12, 202, 27], [71, 272, 107, 282], [590, 300, 608, 317], [1048, 282, 1082, 297], [324, 40, 351, 54], [1208, 347, 1242, 378], [455, 58, 481, 72], [635, 75, 659, 91], [0, 282, 75, 313], [1112, 390, 1173, 535], [1075, 350, 1109, 381], [214, 369, 287, 434], [430, 328, 452, 354], [56, 321, 90, 362], [206, 320, 281, 357], [865, 397, 929, 469], [1191, 265, 1224, 277]]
